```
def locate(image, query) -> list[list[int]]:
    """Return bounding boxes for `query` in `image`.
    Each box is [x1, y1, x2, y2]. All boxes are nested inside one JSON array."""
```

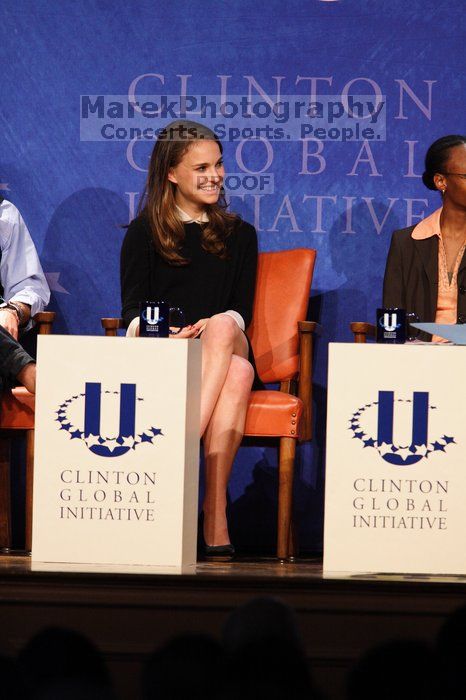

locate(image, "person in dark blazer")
[[383, 134, 466, 340]]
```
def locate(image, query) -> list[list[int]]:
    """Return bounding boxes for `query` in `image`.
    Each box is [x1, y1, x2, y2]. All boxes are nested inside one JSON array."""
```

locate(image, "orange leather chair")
[[244, 249, 317, 559], [102, 249, 317, 560], [0, 312, 55, 552]]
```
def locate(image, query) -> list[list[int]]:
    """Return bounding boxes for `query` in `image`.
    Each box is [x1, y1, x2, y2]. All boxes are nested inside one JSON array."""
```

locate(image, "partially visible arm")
[[120, 218, 153, 327], [383, 230, 405, 309], [121, 219, 198, 338], [227, 223, 258, 329], [0, 308, 21, 339], [0, 325, 35, 391], [0, 202, 50, 332]]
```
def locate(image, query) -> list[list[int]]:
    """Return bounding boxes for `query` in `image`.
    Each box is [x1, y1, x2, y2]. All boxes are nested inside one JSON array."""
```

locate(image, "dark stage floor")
[[1, 555, 465, 699]]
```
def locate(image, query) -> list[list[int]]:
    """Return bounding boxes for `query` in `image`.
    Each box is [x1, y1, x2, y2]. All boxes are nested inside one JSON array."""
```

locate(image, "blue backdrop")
[[1, 0, 464, 551]]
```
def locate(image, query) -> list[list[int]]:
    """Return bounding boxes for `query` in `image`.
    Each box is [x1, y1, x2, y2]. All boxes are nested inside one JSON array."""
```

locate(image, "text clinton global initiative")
[[60, 507, 155, 521], [60, 469, 156, 485], [352, 479, 448, 531], [58, 469, 157, 521]]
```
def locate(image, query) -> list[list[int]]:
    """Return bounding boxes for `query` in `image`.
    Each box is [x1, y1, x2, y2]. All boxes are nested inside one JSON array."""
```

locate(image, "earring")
[[442, 188, 446, 195]]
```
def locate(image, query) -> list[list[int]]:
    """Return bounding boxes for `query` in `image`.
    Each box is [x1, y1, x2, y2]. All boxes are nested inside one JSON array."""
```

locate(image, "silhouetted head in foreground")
[[18, 626, 114, 699], [221, 597, 319, 700], [436, 604, 466, 699], [347, 638, 440, 700], [142, 633, 224, 700]]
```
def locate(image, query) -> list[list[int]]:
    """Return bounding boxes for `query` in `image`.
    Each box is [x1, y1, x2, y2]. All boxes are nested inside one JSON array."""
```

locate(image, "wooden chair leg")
[[25, 430, 34, 552], [0, 435, 12, 551], [277, 436, 296, 560], [288, 518, 298, 559]]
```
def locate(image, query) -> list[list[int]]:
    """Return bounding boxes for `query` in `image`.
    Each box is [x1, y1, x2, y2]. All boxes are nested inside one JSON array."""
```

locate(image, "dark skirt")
[[244, 332, 265, 391]]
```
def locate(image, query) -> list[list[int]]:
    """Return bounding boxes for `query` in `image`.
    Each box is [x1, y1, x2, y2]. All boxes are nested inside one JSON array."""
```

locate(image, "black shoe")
[[204, 543, 235, 559]]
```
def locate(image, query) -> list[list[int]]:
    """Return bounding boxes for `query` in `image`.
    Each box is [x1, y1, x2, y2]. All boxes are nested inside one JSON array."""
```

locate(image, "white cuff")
[[9, 291, 43, 318], [222, 310, 245, 331], [126, 317, 140, 337]]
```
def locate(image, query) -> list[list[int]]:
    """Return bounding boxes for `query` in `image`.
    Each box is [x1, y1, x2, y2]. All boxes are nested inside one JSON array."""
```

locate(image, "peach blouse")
[[411, 208, 466, 341]]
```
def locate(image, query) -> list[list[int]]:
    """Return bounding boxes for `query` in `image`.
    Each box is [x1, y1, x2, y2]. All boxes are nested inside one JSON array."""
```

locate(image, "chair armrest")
[[350, 322, 376, 343], [33, 311, 56, 335], [297, 320, 321, 441], [101, 318, 125, 336], [298, 320, 321, 335]]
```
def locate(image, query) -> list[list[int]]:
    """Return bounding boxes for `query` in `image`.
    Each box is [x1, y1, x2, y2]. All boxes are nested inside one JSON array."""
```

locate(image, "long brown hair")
[[138, 120, 240, 265]]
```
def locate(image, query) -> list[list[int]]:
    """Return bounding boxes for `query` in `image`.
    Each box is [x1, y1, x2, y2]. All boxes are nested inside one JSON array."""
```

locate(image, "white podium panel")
[[324, 343, 466, 575], [32, 336, 201, 572]]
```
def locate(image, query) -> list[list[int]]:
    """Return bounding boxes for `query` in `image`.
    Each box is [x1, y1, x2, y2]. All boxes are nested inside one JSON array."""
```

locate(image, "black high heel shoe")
[[204, 543, 235, 559], [198, 512, 235, 560]]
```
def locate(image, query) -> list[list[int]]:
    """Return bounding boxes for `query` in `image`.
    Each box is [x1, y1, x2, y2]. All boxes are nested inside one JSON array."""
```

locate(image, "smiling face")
[[167, 139, 225, 216], [433, 143, 466, 209]]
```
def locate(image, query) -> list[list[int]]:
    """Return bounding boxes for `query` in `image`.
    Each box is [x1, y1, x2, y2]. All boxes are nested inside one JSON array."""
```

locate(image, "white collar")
[[176, 205, 209, 224]]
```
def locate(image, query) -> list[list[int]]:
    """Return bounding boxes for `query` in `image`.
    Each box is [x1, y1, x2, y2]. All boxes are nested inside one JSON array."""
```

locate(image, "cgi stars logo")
[[55, 382, 163, 458], [349, 391, 456, 466]]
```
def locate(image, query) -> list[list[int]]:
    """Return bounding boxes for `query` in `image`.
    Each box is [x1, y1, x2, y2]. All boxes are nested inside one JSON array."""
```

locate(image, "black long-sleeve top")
[[120, 214, 258, 329]]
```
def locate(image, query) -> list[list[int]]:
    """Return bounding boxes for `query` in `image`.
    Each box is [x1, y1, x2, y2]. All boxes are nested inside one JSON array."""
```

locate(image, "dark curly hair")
[[422, 134, 466, 191]]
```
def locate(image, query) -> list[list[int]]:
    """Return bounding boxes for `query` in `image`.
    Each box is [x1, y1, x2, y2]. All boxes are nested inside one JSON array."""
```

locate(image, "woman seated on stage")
[[383, 134, 466, 340], [120, 120, 260, 557]]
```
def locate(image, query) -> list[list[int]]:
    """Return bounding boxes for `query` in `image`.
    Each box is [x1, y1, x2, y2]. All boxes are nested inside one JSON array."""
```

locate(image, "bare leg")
[[199, 314, 249, 436], [201, 313, 254, 547], [203, 356, 254, 545], [199, 314, 254, 546]]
